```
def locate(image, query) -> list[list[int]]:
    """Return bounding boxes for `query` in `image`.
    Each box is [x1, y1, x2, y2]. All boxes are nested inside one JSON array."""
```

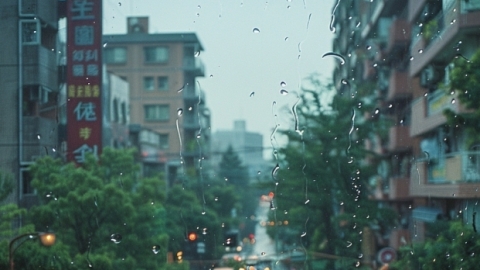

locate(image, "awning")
[[412, 207, 443, 223]]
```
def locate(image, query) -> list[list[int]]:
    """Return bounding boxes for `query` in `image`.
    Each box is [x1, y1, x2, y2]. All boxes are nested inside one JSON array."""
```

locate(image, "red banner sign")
[[66, 0, 102, 163]]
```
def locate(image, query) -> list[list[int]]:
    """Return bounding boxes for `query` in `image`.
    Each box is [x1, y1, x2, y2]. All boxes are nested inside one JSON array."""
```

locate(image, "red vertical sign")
[[66, 0, 102, 163]]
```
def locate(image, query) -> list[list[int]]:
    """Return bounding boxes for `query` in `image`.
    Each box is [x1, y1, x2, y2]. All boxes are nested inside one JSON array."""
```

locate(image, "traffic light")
[[224, 230, 238, 247], [187, 232, 197, 242]]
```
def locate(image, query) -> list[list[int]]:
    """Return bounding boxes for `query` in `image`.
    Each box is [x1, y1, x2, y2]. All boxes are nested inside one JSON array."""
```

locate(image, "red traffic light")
[[187, 232, 197, 242]]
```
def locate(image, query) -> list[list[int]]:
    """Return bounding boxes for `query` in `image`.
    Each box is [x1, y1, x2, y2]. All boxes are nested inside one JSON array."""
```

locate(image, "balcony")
[[183, 114, 201, 130], [410, 151, 480, 197], [23, 45, 58, 90], [386, 19, 411, 55], [387, 70, 412, 101], [22, 116, 58, 163], [408, 0, 428, 23], [388, 176, 410, 200], [183, 57, 205, 77], [388, 125, 413, 152], [410, 0, 480, 76], [20, 0, 58, 26], [410, 89, 468, 136]]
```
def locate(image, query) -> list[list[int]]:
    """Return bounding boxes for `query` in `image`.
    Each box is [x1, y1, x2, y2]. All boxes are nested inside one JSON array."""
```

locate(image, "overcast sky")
[[103, 0, 337, 152]]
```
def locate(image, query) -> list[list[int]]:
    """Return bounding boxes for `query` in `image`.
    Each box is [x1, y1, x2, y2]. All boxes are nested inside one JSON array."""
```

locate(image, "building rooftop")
[[103, 33, 204, 51]]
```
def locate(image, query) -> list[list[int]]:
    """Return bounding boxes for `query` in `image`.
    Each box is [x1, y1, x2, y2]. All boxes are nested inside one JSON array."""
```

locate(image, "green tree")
[[445, 48, 480, 147], [391, 221, 480, 270], [27, 147, 169, 269], [267, 75, 394, 269]]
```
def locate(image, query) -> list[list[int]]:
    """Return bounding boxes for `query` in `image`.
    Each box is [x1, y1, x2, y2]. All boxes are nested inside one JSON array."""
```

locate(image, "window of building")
[[20, 20, 40, 44], [159, 134, 169, 149], [143, 77, 155, 91], [157, 76, 169, 91], [112, 98, 119, 122], [104, 47, 127, 64], [121, 102, 127, 124], [144, 105, 169, 121], [144, 46, 169, 63], [21, 170, 34, 195]]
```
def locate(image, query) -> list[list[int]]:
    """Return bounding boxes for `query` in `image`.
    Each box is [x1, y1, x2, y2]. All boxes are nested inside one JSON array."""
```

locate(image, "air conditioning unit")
[[29, 86, 49, 104]]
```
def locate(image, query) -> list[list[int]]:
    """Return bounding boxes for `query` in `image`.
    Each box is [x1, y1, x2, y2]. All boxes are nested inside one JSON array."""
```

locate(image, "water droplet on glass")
[[257, 171, 261, 175], [152, 245, 161, 254], [418, 49, 424, 54], [451, 99, 456, 104], [272, 164, 280, 180], [250, 92, 255, 97], [347, 241, 353, 247], [214, 197, 219, 201], [366, 45, 371, 50], [341, 79, 349, 85], [280, 89, 288, 95], [374, 108, 380, 114], [177, 108, 183, 116], [118, 2, 121, 6], [110, 233, 122, 244], [252, 28, 260, 33], [280, 81, 287, 87], [300, 232, 307, 237], [284, 37, 289, 41], [261, 252, 266, 256], [201, 211, 206, 215], [36, 134, 41, 140], [322, 52, 346, 65], [409, 56, 414, 61]]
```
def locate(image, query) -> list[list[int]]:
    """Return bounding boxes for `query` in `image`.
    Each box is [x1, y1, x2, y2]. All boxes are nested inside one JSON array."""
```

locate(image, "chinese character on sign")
[[73, 144, 98, 163], [75, 25, 93, 45], [71, 0, 94, 20], [86, 64, 99, 76], [74, 102, 97, 121], [72, 50, 84, 61], [85, 49, 98, 61], [79, 127, 92, 140], [73, 65, 84, 76]]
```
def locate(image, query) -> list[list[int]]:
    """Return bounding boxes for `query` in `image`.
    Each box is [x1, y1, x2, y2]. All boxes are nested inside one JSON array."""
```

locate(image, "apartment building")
[[0, 0, 61, 208], [104, 17, 211, 184], [332, 0, 480, 263]]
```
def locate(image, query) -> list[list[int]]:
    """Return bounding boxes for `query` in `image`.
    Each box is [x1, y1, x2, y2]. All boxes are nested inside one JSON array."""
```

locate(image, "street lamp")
[[9, 232, 56, 270]]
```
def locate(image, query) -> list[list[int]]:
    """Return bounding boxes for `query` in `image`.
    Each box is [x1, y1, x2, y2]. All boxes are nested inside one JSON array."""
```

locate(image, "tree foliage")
[[445, 48, 480, 147], [24, 147, 168, 269], [391, 221, 480, 270], [266, 75, 395, 269]]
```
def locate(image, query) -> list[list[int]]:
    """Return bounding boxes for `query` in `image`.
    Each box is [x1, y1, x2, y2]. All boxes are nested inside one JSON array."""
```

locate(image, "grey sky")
[[103, 0, 336, 152]]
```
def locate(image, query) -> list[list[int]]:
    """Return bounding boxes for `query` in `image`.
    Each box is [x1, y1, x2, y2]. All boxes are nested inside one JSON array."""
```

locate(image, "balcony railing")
[[183, 57, 205, 77], [22, 116, 58, 163], [23, 45, 58, 90], [20, 0, 58, 26], [416, 151, 480, 183]]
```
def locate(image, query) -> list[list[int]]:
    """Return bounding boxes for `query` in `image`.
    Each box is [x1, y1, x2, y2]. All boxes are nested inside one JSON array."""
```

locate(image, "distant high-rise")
[[212, 120, 268, 179], [104, 17, 211, 185]]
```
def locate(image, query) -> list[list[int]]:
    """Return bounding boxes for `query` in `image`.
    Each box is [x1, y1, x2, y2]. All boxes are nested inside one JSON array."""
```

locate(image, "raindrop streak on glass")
[[252, 28, 260, 33], [110, 233, 122, 244], [292, 97, 303, 135], [306, 13, 312, 30], [347, 109, 356, 155], [272, 164, 280, 181], [329, 0, 341, 33], [152, 245, 161, 254], [322, 52, 346, 65], [177, 108, 183, 116]]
